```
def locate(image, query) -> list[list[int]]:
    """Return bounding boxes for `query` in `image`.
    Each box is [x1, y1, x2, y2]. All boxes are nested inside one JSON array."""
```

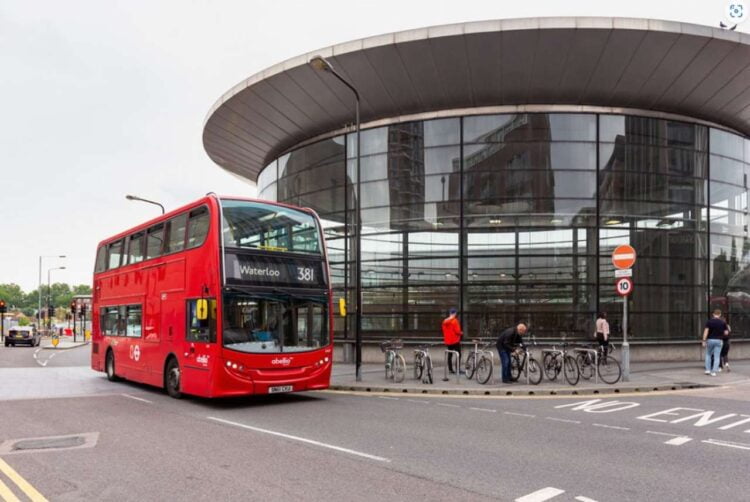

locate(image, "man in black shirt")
[[496, 322, 527, 383], [702, 310, 727, 377]]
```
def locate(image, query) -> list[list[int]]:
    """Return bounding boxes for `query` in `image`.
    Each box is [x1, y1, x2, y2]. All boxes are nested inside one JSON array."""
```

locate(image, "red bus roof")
[[96, 194, 317, 249]]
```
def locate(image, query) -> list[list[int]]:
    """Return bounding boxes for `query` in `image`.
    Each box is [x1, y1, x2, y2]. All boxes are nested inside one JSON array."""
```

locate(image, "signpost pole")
[[622, 293, 629, 382]]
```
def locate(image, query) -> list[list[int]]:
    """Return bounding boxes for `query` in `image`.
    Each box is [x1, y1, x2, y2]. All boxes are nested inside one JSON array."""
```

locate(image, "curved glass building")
[[203, 18, 750, 357]]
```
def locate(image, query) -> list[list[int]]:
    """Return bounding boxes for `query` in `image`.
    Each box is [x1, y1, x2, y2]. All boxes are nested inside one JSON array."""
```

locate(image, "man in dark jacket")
[[496, 322, 527, 383]]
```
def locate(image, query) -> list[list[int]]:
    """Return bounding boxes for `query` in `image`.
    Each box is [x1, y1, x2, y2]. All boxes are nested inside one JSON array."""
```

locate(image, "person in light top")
[[595, 312, 610, 359]]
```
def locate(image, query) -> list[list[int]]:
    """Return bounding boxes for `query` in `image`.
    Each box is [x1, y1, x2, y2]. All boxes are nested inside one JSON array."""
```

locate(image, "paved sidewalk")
[[330, 360, 750, 396], [41, 339, 90, 350]]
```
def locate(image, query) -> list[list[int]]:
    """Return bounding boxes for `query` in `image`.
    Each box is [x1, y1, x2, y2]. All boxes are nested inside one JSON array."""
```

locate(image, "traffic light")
[[70, 301, 76, 314], [79, 303, 87, 317], [48, 305, 55, 318], [0, 300, 6, 314]]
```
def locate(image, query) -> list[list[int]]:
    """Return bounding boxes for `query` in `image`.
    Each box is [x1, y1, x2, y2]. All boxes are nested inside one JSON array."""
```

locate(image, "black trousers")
[[720, 339, 731, 366], [596, 333, 609, 358], [446, 343, 462, 372]]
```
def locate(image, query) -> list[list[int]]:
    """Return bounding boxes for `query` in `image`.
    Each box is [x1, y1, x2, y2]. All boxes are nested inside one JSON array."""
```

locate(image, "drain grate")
[[13, 436, 85, 451], [0, 432, 99, 455]]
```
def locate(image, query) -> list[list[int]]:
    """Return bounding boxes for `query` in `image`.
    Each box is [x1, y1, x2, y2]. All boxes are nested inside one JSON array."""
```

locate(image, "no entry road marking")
[[207, 416, 391, 463], [664, 436, 693, 446], [702, 439, 750, 451], [516, 487, 565, 502]]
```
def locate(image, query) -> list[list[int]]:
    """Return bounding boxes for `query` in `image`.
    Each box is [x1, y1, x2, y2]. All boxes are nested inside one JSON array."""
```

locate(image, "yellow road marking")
[[0, 458, 48, 502], [0, 478, 21, 502]]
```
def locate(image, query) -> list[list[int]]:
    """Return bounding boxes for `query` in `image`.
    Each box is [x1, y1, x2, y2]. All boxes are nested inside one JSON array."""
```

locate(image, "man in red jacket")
[[442, 308, 463, 374]]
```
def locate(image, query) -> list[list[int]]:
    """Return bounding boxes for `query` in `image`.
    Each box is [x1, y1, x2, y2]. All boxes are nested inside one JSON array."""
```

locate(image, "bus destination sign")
[[225, 252, 326, 288]]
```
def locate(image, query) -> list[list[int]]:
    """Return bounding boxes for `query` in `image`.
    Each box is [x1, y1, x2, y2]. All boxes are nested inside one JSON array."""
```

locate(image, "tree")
[[0, 283, 26, 310]]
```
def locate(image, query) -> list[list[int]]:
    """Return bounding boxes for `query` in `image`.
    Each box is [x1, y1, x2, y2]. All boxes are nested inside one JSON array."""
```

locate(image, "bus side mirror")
[[339, 298, 346, 317], [196, 299, 208, 321]]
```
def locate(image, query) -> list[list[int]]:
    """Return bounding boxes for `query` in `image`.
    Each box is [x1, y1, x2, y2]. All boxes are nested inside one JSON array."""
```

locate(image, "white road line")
[[505, 412, 536, 418], [575, 496, 598, 502], [207, 417, 391, 463], [702, 439, 750, 451], [406, 399, 429, 404], [121, 394, 153, 404], [377, 396, 399, 401], [545, 417, 581, 424], [592, 423, 630, 431], [436, 403, 460, 408], [664, 436, 692, 446], [646, 431, 682, 438], [469, 407, 497, 413], [515, 487, 565, 502]]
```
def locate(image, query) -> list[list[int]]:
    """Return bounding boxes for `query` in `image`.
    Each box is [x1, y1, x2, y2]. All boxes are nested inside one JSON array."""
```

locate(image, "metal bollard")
[[443, 349, 460, 384]]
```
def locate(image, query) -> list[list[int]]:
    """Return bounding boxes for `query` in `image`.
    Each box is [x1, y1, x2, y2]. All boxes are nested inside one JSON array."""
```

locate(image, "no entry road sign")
[[615, 277, 633, 296], [612, 245, 636, 269]]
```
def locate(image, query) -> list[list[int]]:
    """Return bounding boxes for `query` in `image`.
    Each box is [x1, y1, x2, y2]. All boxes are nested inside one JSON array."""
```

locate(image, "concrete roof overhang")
[[203, 17, 750, 182]]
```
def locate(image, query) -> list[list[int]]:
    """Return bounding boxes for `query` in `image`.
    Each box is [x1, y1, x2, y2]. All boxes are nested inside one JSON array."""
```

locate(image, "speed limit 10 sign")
[[615, 277, 633, 297]]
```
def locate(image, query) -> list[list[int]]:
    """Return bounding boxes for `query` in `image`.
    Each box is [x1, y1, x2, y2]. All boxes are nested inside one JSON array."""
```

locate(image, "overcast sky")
[[1, 0, 746, 292]]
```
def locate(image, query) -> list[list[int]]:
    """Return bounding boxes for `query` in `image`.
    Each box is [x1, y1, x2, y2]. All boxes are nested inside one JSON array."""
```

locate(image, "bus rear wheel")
[[165, 358, 182, 399], [106, 350, 119, 382]]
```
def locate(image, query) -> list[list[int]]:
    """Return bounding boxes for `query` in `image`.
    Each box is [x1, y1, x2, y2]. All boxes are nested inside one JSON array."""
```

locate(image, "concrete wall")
[[334, 340, 750, 365]]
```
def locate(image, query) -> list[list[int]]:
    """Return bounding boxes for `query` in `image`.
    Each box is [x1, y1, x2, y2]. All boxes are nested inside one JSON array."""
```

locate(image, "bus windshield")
[[221, 199, 321, 255], [222, 292, 329, 354]]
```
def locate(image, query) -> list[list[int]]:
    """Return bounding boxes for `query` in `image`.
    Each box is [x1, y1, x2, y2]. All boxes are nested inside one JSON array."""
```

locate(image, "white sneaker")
[[726, 364, 731, 372], [718, 367, 722, 372], [710, 372, 717, 377], [705, 370, 711, 375]]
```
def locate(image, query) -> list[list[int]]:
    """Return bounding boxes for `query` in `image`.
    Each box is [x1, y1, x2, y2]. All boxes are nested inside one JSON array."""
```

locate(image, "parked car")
[[5, 326, 41, 347]]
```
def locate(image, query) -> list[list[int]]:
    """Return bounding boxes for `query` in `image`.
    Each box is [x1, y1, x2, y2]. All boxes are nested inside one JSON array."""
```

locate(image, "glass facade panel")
[[270, 112, 747, 342]]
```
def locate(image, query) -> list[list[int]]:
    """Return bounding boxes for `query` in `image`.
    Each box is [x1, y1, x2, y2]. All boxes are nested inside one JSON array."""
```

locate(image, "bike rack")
[[573, 347, 598, 385], [443, 349, 460, 384]]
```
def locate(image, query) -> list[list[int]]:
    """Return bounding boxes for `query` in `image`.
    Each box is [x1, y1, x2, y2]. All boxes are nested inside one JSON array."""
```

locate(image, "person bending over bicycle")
[[496, 322, 527, 383]]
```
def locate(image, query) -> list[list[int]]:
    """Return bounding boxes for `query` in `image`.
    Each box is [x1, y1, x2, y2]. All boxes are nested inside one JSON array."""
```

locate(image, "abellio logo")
[[271, 357, 293, 366]]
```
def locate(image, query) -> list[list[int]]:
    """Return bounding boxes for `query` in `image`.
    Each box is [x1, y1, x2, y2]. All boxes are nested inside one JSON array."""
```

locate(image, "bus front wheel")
[[165, 358, 182, 399]]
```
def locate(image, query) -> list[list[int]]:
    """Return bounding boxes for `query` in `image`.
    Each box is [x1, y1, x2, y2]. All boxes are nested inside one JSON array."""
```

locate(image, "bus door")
[[120, 304, 147, 379], [181, 297, 217, 396], [139, 293, 162, 385]]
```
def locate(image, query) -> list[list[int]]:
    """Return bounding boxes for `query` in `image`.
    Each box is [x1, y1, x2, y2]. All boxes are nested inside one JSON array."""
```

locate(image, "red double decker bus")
[[91, 195, 333, 398]]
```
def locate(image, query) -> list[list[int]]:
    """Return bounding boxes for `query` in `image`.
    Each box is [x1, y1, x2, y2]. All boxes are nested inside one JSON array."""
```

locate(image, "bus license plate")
[[268, 385, 293, 394]]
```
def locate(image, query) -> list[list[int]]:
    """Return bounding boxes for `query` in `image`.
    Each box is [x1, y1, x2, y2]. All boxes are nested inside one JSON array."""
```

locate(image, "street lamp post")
[[125, 194, 165, 214], [47, 266, 65, 331], [38, 255, 65, 330], [309, 55, 362, 382]]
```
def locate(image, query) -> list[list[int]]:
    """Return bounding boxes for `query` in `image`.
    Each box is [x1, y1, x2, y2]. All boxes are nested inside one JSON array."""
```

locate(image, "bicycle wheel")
[[393, 353, 406, 383], [597, 355, 622, 384], [424, 355, 434, 384], [577, 353, 595, 380], [464, 352, 477, 380], [527, 357, 543, 385], [542, 353, 560, 381], [563, 355, 580, 386], [510, 354, 522, 382], [476, 355, 493, 384], [414, 353, 424, 380]]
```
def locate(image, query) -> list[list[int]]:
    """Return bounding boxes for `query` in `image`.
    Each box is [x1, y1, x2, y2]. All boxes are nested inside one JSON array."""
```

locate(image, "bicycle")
[[413, 344, 434, 384], [541, 342, 580, 385], [575, 343, 622, 384], [510, 343, 543, 385], [380, 339, 405, 383], [463, 339, 494, 385]]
